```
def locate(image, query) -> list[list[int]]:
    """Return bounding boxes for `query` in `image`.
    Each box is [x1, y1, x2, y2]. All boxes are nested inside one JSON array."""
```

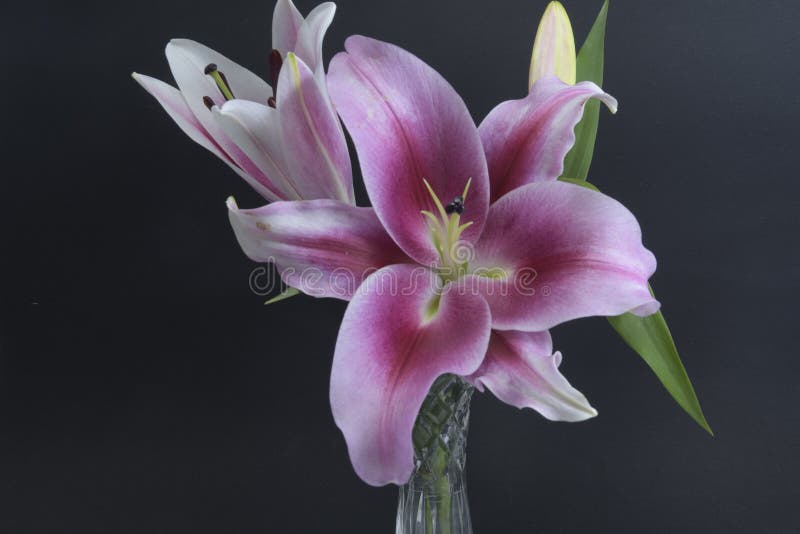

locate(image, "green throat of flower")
[[421, 178, 474, 283]]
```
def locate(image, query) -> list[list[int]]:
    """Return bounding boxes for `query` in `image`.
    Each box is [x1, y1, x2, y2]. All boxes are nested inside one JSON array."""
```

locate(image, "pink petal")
[[328, 36, 490, 265], [468, 330, 597, 422], [294, 2, 336, 74], [272, 0, 304, 57], [277, 54, 354, 203], [330, 264, 491, 486], [472, 181, 659, 331], [227, 198, 409, 300], [213, 100, 301, 200], [479, 77, 617, 202]]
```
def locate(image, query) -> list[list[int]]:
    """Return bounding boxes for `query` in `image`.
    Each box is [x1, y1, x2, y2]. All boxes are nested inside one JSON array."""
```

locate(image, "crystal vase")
[[396, 374, 474, 534]]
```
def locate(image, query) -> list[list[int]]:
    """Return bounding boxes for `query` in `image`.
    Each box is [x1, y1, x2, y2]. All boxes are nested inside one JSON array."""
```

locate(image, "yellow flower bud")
[[529, 1, 577, 88]]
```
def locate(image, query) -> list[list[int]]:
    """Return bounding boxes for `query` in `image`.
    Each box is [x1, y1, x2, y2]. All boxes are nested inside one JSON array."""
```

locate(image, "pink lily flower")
[[132, 0, 353, 203], [228, 36, 659, 486]]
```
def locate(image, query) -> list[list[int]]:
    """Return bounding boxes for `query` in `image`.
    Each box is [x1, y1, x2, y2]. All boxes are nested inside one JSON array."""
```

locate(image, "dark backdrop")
[[2, 0, 798, 532]]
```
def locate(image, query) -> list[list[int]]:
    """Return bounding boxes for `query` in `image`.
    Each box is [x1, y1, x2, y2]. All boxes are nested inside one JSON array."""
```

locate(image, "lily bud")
[[529, 1, 577, 88]]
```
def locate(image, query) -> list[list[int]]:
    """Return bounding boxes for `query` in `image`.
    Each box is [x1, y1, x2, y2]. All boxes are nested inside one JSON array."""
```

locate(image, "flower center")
[[203, 54, 281, 109], [420, 178, 474, 282]]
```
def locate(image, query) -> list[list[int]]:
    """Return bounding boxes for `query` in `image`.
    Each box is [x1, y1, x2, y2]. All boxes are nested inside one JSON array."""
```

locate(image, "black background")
[[2, 0, 799, 532]]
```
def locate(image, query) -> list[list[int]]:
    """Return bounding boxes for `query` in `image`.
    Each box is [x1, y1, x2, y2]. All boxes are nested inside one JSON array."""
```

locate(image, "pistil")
[[204, 63, 236, 101], [420, 178, 474, 280]]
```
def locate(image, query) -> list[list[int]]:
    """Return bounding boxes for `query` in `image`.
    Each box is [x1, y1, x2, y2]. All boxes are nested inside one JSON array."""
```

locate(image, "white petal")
[[272, 0, 304, 56], [214, 100, 301, 200], [133, 72, 268, 194], [294, 2, 336, 73], [132, 72, 224, 157]]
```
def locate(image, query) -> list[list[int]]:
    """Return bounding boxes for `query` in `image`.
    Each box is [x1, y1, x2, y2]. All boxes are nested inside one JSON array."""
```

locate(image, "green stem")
[[432, 444, 452, 533]]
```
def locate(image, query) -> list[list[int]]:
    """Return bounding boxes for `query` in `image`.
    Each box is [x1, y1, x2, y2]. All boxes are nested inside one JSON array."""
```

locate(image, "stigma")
[[445, 196, 464, 215]]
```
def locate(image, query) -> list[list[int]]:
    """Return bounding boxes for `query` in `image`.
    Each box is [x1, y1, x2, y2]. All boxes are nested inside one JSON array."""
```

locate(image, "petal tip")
[[573, 404, 599, 421], [630, 299, 661, 317], [130, 71, 155, 88], [602, 93, 619, 114], [318, 1, 337, 14], [342, 34, 369, 52], [164, 39, 179, 55], [164, 39, 187, 63], [130, 72, 150, 89], [166, 38, 190, 49], [164, 38, 202, 62]]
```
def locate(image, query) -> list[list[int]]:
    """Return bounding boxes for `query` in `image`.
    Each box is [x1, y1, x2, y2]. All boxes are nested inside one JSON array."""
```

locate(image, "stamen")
[[202, 96, 215, 110], [420, 210, 442, 228], [422, 178, 449, 221], [462, 177, 473, 201], [268, 96, 277, 108], [204, 63, 236, 101], [421, 210, 445, 257]]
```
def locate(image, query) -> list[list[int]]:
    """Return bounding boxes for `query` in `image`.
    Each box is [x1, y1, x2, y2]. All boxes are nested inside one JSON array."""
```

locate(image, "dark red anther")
[[269, 49, 283, 104], [203, 96, 215, 110], [204, 63, 218, 75], [267, 96, 277, 108]]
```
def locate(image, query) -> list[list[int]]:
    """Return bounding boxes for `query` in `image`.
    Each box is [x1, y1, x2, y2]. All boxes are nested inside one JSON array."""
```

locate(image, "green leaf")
[[562, 0, 609, 181], [264, 287, 300, 305], [608, 289, 713, 435]]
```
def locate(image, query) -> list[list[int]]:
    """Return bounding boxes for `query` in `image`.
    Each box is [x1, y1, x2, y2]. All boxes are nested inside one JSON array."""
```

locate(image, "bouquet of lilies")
[[134, 0, 709, 503]]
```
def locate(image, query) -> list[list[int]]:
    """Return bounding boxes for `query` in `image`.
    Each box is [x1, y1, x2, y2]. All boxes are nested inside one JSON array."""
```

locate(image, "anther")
[[203, 96, 215, 110], [269, 49, 283, 102], [204, 63, 218, 75], [267, 96, 277, 108]]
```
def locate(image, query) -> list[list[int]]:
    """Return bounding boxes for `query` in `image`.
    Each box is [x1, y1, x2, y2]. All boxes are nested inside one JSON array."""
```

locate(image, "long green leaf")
[[562, 0, 609, 180], [558, 176, 712, 434], [264, 287, 300, 305], [609, 301, 713, 435]]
